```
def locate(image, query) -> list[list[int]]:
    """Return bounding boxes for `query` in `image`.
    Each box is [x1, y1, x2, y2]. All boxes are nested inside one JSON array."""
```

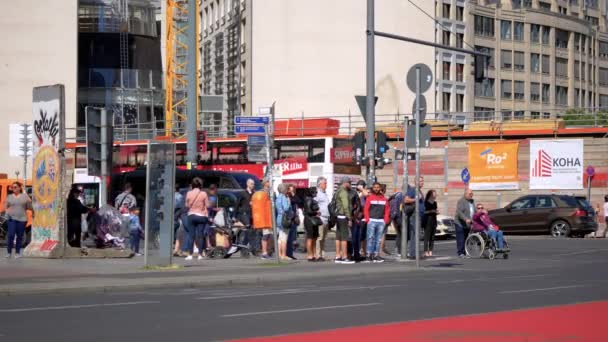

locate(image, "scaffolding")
[[165, 0, 198, 136]]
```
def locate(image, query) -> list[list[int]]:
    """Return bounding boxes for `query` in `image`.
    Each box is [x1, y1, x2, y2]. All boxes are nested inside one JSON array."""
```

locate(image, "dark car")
[[488, 195, 598, 237]]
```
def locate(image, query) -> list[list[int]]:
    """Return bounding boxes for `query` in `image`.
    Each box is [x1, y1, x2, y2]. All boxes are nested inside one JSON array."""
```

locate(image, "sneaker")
[[288, 256, 297, 260], [185, 255, 193, 261], [316, 257, 325, 262], [373, 255, 385, 263], [14, 253, 22, 259], [362, 256, 372, 263], [197, 255, 204, 260], [334, 258, 343, 264], [395, 254, 402, 259], [261, 254, 271, 260], [458, 254, 470, 259], [5, 254, 11, 259], [135, 253, 143, 256], [341, 258, 355, 264]]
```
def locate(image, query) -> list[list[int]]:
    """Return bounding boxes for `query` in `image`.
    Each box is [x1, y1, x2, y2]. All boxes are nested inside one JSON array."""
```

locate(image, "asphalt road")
[[1, 237, 607, 341]]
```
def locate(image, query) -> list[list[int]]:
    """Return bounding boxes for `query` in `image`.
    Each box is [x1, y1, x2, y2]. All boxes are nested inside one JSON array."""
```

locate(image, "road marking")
[[555, 249, 608, 257], [221, 302, 382, 318], [197, 285, 402, 300], [437, 273, 553, 284], [499, 285, 586, 294], [0, 301, 160, 313]]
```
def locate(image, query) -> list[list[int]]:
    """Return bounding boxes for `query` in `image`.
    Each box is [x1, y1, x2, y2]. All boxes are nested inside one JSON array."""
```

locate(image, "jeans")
[[366, 220, 385, 255], [129, 230, 141, 253], [406, 215, 420, 257], [316, 222, 329, 257], [7, 219, 26, 255], [349, 221, 363, 258], [486, 229, 505, 249], [286, 224, 297, 257], [455, 223, 470, 256], [188, 215, 209, 254], [181, 213, 194, 253], [393, 219, 403, 255]]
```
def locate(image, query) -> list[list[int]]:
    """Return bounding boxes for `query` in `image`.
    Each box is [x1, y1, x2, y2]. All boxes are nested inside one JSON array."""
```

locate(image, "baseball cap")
[[339, 176, 351, 184]]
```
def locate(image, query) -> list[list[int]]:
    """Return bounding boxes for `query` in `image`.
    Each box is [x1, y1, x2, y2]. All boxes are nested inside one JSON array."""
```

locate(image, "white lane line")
[[0, 301, 160, 313], [499, 285, 586, 294], [197, 285, 402, 300], [221, 302, 382, 318], [555, 249, 608, 257], [437, 273, 553, 284]]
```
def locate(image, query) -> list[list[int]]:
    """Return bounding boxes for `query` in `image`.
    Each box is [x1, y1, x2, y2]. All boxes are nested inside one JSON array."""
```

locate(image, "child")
[[129, 207, 144, 256]]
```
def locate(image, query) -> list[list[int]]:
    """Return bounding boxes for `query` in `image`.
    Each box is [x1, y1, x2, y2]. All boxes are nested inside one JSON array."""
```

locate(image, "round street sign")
[[461, 167, 471, 184], [586, 165, 595, 177], [412, 95, 427, 123], [406, 63, 433, 93]]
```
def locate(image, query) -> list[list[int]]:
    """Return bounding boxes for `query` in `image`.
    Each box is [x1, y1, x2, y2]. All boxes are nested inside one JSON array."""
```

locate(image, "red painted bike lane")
[[234, 301, 607, 342]]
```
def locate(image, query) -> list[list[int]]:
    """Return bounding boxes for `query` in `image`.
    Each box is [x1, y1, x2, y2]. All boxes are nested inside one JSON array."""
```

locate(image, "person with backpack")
[[363, 182, 390, 263], [405, 176, 425, 259], [275, 183, 292, 261], [388, 190, 405, 257], [334, 177, 355, 264]]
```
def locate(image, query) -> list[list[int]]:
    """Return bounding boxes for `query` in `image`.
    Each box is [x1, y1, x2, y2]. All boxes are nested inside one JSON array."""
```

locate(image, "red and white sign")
[[274, 157, 308, 176], [282, 179, 309, 188], [331, 146, 354, 164]]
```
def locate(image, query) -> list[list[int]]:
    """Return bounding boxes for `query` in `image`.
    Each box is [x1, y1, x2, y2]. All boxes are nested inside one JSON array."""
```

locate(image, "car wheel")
[[550, 220, 571, 238]]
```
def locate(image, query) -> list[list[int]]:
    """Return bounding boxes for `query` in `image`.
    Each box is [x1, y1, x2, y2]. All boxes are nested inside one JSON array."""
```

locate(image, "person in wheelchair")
[[472, 204, 505, 251]]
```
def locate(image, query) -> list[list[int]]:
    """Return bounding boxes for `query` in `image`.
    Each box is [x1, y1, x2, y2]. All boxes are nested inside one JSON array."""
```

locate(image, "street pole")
[[186, 0, 198, 167], [100, 109, 108, 206], [366, 0, 376, 185], [414, 66, 421, 268], [401, 118, 408, 261], [587, 175, 592, 202], [20, 123, 31, 186], [265, 121, 280, 264]]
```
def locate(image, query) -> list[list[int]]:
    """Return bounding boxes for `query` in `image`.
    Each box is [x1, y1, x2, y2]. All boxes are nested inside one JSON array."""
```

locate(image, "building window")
[[502, 110, 512, 121], [443, 3, 451, 19], [555, 29, 569, 49], [556, 86, 568, 106], [514, 111, 525, 120], [514, 22, 524, 41], [501, 20, 512, 40], [475, 15, 495, 37], [474, 107, 494, 121], [530, 82, 540, 102], [512, 0, 521, 9], [456, 63, 464, 82], [514, 81, 525, 100], [531, 111, 540, 119], [542, 84, 550, 103], [543, 112, 551, 119], [587, 0, 598, 9], [514, 51, 525, 71], [539, 2, 552, 11], [501, 50, 512, 70], [599, 41, 608, 59], [443, 30, 451, 45], [476, 46, 495, 68], [599, 68, 608, 86], [555, 58, 568, 78], [586, 15, 599, 26], [530, 24, 540, 43], [541, 54, 550, 74], [582, 62, 586, 80], [456, 6, 464, 21], [443, 61, 451, 80], [456, 33, 464, 48], [600, 95, 608, 109], [574, 61, 580, 79], [501, 80, 512, 99], [475, 78, 495, 98], [541, 26, 550, 45], [456, 94, 464, 112], [531, 53, 540, 73], [574, 33, 581, 51], [442, 92, 451, 111]]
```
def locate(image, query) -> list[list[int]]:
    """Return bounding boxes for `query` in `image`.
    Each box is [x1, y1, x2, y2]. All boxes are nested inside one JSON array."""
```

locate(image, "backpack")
[[327, 192, 338, 228], [389, 192, 405, 221]]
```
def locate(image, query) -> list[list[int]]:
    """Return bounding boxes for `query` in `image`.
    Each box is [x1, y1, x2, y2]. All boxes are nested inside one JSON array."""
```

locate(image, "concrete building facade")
[[0, 1, 79, 177], [199, 0, 436, 135]]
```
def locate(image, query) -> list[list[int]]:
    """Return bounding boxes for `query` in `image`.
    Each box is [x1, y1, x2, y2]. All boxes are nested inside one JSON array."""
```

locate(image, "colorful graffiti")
[[24, 85, 65, 257]]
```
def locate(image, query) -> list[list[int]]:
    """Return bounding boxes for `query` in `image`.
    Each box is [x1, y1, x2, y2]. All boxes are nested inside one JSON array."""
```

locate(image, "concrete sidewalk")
[[0, 250, 454, 296]]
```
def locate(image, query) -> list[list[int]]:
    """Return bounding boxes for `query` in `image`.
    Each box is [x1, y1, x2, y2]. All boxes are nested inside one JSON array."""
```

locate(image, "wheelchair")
[[465, 231, 510, 260]]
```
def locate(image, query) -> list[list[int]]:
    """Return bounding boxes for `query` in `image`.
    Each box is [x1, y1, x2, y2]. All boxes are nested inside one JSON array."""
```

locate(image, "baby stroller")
[[206, 208, 250, 259]]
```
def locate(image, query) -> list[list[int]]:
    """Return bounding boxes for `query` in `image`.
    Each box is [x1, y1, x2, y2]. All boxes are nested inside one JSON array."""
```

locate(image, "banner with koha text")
[[529, 139, 584, 190]]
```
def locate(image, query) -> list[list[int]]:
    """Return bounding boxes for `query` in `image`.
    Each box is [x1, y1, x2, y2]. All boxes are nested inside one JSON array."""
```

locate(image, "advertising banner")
[[529, 139, 584, 190], [24, 84, 65, 257], [468, 141, 519, 190]]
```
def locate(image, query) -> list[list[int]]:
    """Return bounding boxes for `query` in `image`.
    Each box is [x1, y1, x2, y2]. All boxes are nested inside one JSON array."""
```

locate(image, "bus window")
[[75, 147, 87, 169]]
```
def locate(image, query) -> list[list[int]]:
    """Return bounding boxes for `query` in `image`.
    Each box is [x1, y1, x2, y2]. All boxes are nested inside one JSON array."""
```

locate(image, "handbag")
[[310, 216, 323, 227]]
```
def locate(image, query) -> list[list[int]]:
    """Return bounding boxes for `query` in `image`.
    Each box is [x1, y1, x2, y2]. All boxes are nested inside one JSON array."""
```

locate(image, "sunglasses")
[[477, 207, 484, 210]]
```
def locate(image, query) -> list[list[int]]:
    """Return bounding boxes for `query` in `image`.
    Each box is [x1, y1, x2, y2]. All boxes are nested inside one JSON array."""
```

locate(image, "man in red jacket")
[[363, 182, 390, 263]]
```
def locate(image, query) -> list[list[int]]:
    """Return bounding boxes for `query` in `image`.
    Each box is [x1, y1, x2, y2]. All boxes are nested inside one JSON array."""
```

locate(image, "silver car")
[[386, 214, 455, 238]]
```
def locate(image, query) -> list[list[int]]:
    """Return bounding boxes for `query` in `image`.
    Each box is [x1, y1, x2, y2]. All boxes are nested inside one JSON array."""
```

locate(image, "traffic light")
[[86, 107, 113, 177], [376, 131, 389, 154], [353, 131, 365, 165]]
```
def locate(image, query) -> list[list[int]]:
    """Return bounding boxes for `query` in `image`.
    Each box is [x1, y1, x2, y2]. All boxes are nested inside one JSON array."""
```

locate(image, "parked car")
[[488, 195, 598, 237], [386, 214, 456, 239]]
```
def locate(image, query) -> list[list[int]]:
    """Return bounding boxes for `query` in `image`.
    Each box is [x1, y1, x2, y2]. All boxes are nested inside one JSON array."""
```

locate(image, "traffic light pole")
[[100, 108, 108, 206], [265, 121, 280, 264], [414, 67, 421, 268], [365, 0, 376, 185]]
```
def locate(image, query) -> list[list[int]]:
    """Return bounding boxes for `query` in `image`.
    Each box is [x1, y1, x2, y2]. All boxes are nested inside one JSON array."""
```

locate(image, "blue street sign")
[[235, 125, 266, 134], [247, 135, 266, 146], [461, 167, 471, 184], [234, 116, 269, 125]]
